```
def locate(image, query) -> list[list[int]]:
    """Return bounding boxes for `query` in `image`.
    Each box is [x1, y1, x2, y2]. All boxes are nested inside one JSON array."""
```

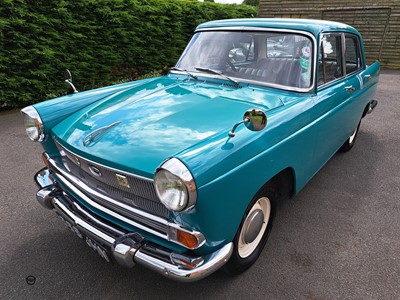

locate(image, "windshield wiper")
[[195, 67, 239, 86], [169, 67, 198, 80]]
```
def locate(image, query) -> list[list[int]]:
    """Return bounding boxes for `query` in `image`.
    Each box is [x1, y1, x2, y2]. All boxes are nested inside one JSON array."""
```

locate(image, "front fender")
[[175, 101, 316, 254]]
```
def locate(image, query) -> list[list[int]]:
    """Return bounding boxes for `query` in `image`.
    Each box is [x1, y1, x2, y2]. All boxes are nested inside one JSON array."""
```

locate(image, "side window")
[[318, 34, 343, 86], [345, 34, 363, 74]]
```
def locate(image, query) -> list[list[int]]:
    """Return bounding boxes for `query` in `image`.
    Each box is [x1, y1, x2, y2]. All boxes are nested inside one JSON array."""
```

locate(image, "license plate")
[[57, 215, 111, 263]]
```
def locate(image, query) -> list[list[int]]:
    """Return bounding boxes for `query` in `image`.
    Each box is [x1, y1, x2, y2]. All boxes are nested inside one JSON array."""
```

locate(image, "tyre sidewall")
[[223, 186, 277, 275]]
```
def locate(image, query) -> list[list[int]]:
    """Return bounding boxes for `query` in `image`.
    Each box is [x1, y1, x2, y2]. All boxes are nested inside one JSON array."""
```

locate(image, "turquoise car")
[[22, 19, 379, 282]]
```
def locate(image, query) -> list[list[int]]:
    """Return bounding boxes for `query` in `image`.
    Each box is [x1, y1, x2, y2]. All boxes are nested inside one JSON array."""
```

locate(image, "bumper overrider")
[[35, 164, 233, 282]]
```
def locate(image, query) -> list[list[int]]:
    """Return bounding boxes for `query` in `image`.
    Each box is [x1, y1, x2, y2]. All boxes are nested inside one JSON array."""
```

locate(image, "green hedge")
[[0, 0, 257, 109]]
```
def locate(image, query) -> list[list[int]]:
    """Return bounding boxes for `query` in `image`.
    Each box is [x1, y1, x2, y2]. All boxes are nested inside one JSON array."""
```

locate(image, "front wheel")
[[339, 121, 361, 152], [223, 185, 276, 275]]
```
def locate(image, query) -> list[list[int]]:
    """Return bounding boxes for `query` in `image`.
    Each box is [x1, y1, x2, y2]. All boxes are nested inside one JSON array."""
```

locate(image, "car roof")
[[196, 18, 360, 37]]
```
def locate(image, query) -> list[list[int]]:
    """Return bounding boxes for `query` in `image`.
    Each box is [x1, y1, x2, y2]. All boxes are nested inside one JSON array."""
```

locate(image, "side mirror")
[[228, 109, 267, 137], [244, 109, 267, 132], [64, 69, 78, 93]]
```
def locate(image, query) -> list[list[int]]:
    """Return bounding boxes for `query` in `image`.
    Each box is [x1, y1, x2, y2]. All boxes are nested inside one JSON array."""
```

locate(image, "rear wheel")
[[339, 121, 361, 152], [223, 184, 276, 275]]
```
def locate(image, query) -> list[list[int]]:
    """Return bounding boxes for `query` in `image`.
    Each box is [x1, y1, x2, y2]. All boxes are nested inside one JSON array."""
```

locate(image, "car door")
[[309, 32, 350, 170], [309, 31, 369, 171]]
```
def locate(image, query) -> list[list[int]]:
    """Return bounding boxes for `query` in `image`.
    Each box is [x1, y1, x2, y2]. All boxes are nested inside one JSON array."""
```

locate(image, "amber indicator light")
[[177, 230, 198, 250]]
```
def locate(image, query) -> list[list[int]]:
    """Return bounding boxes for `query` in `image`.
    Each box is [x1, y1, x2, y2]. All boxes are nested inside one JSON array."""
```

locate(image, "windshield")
[[176, 30, 313, 89]]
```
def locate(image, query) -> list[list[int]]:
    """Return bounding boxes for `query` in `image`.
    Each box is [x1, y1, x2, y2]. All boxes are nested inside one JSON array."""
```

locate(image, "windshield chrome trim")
[[174, 26, 317, 93]]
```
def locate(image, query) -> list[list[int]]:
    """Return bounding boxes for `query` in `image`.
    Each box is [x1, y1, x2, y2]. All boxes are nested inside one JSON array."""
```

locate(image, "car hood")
[[52, 76, 284, 178]]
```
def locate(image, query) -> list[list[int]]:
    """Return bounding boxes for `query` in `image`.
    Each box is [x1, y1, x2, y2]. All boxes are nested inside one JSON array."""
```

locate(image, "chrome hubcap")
[[238, 197, 271, 258], [243, 209, 264, 244]]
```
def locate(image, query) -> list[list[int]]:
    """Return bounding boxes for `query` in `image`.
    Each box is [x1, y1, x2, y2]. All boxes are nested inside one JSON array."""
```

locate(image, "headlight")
[[21, 106, 45, 142], [154, 158, 197, 212]]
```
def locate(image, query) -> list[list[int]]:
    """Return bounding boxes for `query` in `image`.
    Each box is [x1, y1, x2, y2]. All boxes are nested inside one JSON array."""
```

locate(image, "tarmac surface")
[[1, 71, 399, 299]]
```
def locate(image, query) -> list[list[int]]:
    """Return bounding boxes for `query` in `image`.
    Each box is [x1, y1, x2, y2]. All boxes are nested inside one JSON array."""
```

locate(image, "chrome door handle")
[[364, 74, 372, 81], [345, 85, 355, 92]]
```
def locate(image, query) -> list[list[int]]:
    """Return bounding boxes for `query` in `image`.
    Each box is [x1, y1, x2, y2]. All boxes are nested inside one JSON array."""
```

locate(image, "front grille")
[[55, 141, 169, 219]]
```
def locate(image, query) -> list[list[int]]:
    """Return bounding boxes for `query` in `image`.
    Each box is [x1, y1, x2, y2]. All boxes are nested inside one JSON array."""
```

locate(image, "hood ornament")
[[83, 121, 121, 147]]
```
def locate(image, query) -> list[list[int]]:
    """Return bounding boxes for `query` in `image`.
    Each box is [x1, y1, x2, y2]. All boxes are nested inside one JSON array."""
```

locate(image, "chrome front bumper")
[[35, 168, 233, 282]]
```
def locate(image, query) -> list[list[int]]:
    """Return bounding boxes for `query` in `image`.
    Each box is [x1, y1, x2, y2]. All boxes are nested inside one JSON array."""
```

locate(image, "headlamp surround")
[[21, 106, 45, 142], [154, 158, 197, 212]]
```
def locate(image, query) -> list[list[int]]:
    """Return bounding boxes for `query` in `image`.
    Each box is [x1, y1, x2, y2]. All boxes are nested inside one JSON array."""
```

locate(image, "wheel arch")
[[183, 158, 299, 254], [269, 167, 296, 199], [252, 167, 296, 201], [221, 166, 296, 274]]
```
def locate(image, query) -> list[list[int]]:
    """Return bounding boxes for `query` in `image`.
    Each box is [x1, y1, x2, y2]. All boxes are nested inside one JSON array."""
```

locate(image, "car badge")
[[89, 165, 102, 177], [116, 174, 130, 188]]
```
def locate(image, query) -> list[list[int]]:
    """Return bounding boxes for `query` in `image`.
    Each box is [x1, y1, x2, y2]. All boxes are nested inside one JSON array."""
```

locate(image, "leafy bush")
[[0, 0, 256, 109]]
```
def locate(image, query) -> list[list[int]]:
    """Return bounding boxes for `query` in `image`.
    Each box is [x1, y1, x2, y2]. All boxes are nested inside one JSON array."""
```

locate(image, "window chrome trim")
[[343, 33, 365, 76], [317, 32, 344, 89], [48, 157, 205, 249], [341, 32, 347, 77], [317, 31, 365, 91], [318, 67, 364, 91], [173, 26, 317, 93]]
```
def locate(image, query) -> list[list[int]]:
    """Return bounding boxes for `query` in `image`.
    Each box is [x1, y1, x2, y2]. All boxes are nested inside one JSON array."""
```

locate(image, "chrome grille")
[[55, 142, 169, 219], [76, 188, 168, 233]]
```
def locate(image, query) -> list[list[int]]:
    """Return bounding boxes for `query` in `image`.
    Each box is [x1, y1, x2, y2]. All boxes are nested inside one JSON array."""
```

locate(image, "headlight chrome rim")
[[154, 158, 197, 212], [21, 106, 45, 142]]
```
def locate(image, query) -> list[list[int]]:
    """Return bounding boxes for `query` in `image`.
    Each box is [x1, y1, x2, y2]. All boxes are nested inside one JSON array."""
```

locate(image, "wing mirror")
[[229, 109, 267, 137], [64, 69, 78, 93]]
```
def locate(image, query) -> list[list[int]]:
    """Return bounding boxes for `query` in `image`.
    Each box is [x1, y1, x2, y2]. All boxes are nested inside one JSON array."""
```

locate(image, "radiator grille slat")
[[55, 142, 169, 219]]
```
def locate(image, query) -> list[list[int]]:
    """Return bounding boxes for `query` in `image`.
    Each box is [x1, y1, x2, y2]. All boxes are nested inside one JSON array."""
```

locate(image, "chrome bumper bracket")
[[36, 183, 60, 210], [112, 233, 144, 268]]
